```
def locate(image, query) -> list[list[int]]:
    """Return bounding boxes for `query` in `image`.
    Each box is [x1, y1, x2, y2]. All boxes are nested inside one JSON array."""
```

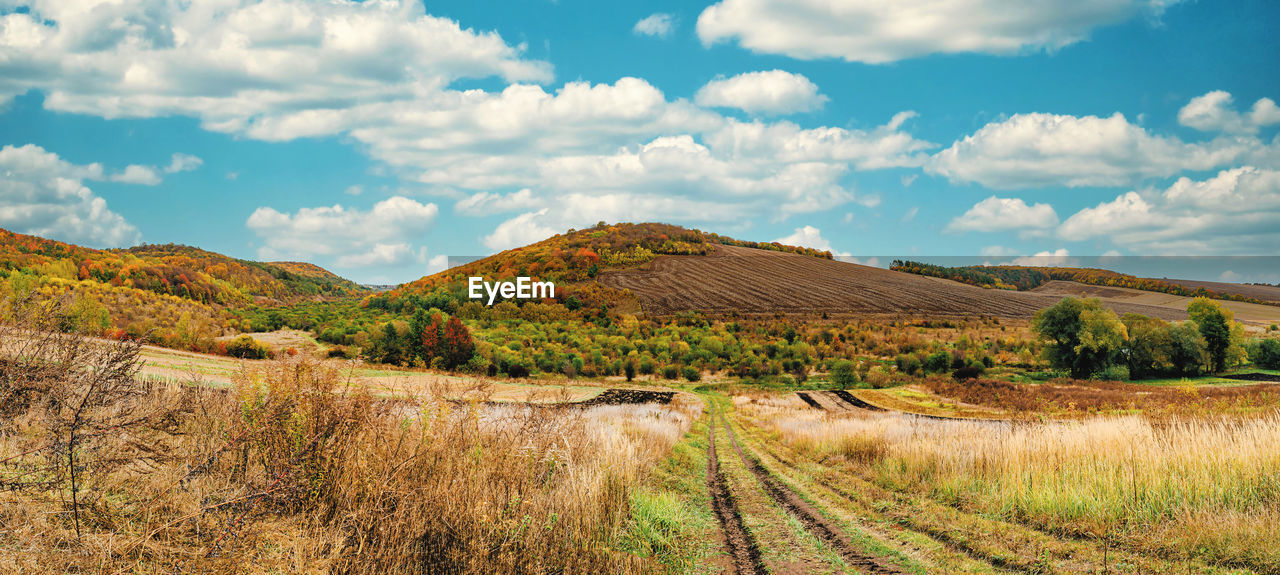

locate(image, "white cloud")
[[946, 196, 1059, 232], [696, 0, 1180, 63], [481, 191, 751, 252], [634, 13, 675, 38], [0, 144, 139, 247], [456, 188, 540, 215], [1, 1, 939, 252], [1009, 249, 1074, 267], [775, 225, 848, 256], [482, 209, 560, 252], [110, 164, 162, 186], [1057, 166, 1280, 254], [901, 206, 919, 222], [344, 185, 364, 196], [0, 1, 551, 121], [246, 196, 439, 267], [426, 254, 451, 275], [855, 194, 881, 208], [335, 243, 426, 268], [842, 256, 881, 268], [980, 245, 1018, 257], [928, 112, 1252, 189], [106, 152, 201, 185], [695, 70, 828, 115], [164, 153, 202, 174], [1178, 90, 1280, 135]]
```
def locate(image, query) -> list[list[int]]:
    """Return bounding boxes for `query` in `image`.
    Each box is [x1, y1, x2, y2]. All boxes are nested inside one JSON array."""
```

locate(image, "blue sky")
[[1, 0, 1278, 283]]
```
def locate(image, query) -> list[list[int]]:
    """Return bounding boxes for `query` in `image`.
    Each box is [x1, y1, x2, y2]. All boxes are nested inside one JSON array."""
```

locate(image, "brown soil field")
[[599, 245, 1188, 320], [1032, 280, 1280, 325], [1164, 278, 1280, 304]]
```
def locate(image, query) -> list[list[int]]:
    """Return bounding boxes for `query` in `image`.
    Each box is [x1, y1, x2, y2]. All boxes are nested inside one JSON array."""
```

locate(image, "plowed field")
[[599, 245, 1189, 320]]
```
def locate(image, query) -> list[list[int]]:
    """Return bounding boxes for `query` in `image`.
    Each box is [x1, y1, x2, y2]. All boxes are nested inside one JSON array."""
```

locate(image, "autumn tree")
[[1033, 297, 1126, 378], [1187, 297, 1244, 373], [443, 316, 475, 369]]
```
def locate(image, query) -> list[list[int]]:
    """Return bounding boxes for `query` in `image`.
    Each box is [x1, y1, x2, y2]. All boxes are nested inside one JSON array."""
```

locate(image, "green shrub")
[[661, 365, 680, 380], [895, 354, 923, 376], [1249, 339, 1280, 369], [225, 335, 270, 359], [681, 366, 701, 382], [1098, 364, 1131, 381], [829, 360, 859, 388]]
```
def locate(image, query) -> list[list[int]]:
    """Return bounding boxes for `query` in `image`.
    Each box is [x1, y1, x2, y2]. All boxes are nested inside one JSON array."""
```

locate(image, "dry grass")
[[923, 376, 1280, 418], [0, 298, 698, 573], [735, 393, 1280, 572]]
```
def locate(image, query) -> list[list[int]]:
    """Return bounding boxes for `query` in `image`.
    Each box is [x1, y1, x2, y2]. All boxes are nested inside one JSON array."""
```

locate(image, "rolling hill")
[[0, 229, 366, 305], [598, 244, 1200, 322], [0, 228, 367, 348], [379, 222, 1275, 325]]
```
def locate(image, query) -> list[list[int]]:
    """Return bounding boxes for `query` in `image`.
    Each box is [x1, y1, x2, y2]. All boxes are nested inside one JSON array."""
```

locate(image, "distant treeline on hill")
[[890, 260, 1278, 307]]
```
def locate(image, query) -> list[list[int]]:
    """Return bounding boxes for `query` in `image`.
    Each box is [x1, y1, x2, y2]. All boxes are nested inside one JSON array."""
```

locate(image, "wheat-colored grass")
[[735, 393, 1280, 571]]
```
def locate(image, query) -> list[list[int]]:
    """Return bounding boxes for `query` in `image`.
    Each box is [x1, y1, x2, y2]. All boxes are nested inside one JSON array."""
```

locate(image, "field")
[[1163, 278, 1280, 304], [600, 245, 1189, 320], [6, 309, 1280, 573], [1032, 280, 1280, 327], [135, 340, 608, 403]]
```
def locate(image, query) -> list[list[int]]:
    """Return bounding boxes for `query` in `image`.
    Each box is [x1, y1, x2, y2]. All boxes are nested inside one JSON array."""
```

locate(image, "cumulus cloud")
[[1057, 166, 1280, 254], [426, 254, 451, 275], [1178, 90, 1280, 135], [481, 192, 750, 252], [775, 225, 848, 256], [246, 196, 439, 266], [0, 0, 551, 121], [482, 209, 561, 252], [634, 13, 675, 38], [105, 152, 201, 185], [456, 188, 540, 215], [164, 153, 203, 174], [980, 245, 1018, 257], [110, 164, 162, 186], [1008, 249, 1075, 267], [335, 243, 426, 268], [928, 112, 1252, 189], [946, 196, 1059, 232], [696, 0, 1180, 63], [695, 70, 828, 115], [0, 144, 140, 247], [1, 1, 939, 256]]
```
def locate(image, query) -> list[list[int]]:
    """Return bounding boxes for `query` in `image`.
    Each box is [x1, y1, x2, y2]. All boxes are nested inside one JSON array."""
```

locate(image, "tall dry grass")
[[735, 393, 1280, 571], [1, 297, 697, 573]]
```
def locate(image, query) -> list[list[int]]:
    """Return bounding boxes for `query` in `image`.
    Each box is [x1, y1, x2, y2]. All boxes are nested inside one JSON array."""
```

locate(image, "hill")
[[370, 222, 1218, 324], [890, 259, 1279, 307], [367, 222, 832, 313], [0, 228, 367, 349], [598, 245, 1194, 321], [0, 229, 365, 306], [1031, 280, 1280, 326], [1162, 278, 1280, 304]]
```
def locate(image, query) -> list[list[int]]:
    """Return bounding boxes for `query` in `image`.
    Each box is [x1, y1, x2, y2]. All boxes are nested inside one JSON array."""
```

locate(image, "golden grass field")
[[6, 304, 1280, 573]]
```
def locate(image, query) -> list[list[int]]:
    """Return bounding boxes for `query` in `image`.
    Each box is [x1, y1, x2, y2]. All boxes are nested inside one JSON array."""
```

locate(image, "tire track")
[[707, 412, 769, 575], [795, 392, 823, 409], [717, 413, 908, 575], [830, 390, 884, 412]]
